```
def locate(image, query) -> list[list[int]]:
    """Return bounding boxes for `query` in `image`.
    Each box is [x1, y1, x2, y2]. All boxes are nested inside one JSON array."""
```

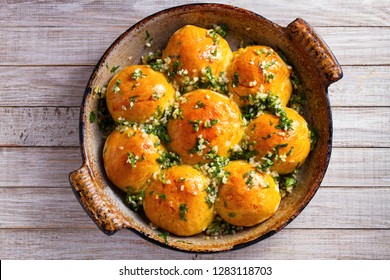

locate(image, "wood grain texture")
[[0, 147, 389, 188], [0, 27, 388, 66], [0, 0, 389, 260], [328, 66, 390, 107], [0, 107, 80, 147], [0, 147, 82, 187], [1, 107, 389, 147], [1, 66, 388, 107], [1, 0, 389, 28], [0, 66, 93, 107], [323, 148, 390, 187], [1, 187, 388, 230], [0, 228, 389, 259]]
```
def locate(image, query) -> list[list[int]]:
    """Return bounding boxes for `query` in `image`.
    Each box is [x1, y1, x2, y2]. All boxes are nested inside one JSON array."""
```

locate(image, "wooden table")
[[1, 0, 389, 260]]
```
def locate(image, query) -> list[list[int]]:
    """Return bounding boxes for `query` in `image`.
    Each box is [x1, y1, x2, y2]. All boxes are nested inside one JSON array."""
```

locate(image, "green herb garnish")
[[125, 189, 145, 212], [89, 111, 96, 123], [179, 204, 188, 222], [156, 151, 181, 169]]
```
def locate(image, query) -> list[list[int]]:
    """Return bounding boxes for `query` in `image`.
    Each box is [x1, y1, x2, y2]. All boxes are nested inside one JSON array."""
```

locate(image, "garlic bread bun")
[[215, 160, 281, 226], [143, 165, 214, 236], [106, 65, 175, 123], [246, 107, 311, 174], [103, 127, 164, 193], [227, 46, 292, 107], [162, 25, 232, 90], [167, 89, 243, 164]]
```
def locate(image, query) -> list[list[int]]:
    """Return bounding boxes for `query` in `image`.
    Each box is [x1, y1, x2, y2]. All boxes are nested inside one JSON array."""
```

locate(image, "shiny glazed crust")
[[162, 25, 232, 89], [227, 46, 292, 107], [106, 65, 175, 123], [246, 107, 311, 174], [143, 165, 215, 236], [167, 89, 244, 165], [215, 160, 281, 227], [103, 127, 164, 193]]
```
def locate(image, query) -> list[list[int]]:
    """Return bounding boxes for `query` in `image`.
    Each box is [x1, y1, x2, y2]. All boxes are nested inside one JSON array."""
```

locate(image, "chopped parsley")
[[145, 30, 153, 47], [110, 65, 120, 73], [167, 60, 181, 80], [111, 79, 122, 94], [198, 154, 230, 189], [141, 49, 162, 66], [156, 151, 181, 169], [179, 204, 188, 222], [242, 91, 294, 131], [188, 135, 209, 155], [125, 189, 145, 212], [279, 171, 298, 196], [262, 59, 276, 70], [148, 124, 170, 143], [158, 230, 169, 244], [89, 111, 96, 123], [206, 29, 220, 44], [188, 119, 202, 132], [212, 24, 228, 38], [129, 95, 139, 109], [256, 143, 288, 172], [131, 68, 144, 80], [194, 100, 205, 109], [204, 119, 218, 128], [152, 91, 163, 100], [264, 73, 275, 83], [206, 215, 243, 236], [275, 111, 294, 131], [200, 66, 218, 89], [126, 152, 139, 168], [205, 185, 217, 208], [158, 193, 167, 201], [243, 170, 256, 188]]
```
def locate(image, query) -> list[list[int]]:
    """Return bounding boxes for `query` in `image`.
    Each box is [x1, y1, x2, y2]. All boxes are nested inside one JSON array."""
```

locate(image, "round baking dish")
[[69, 3, 342, 252]]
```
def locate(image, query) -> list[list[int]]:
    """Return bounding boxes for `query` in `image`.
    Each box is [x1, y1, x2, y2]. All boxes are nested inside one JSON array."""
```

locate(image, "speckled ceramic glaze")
[[69, 3, 342, 252]]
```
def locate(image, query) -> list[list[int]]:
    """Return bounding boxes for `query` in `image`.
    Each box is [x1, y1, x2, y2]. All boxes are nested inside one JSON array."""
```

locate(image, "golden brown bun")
[[215, 160, 281, 226], [227, 46, 292, 107], [162, 25, 232, 88], [103, 127, 164, 193], [106, 65, 175, 123], [167, 89, 243, 164], [246, 107, 311, 174], [143, 165, 214, 236]]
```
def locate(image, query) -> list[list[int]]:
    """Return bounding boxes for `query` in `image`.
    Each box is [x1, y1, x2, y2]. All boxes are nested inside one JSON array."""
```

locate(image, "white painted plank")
[[0, 107, 80, 147], [0, 147, 82, 187], [0, 187, 388, 229], [1, 0, 388, 28], [323, 148, 390, 187], [0, 147, 388, 187], [332, 107, 390, 148], [0, 228, 388, 259], [290, 187, 390, 229], [0, 66, 388, 107], [0, 187, 94, 229], [0, 66, 92, 107], [328, 66, 390, 107], [1, 107, 389, 147], [319, 27, 390, 66], [0, 27, 388, 66]]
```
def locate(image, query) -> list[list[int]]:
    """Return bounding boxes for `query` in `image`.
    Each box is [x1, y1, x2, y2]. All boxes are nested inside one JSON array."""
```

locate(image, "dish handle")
[[69, 164, 130, 234], [286, 18, 343, 87]]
